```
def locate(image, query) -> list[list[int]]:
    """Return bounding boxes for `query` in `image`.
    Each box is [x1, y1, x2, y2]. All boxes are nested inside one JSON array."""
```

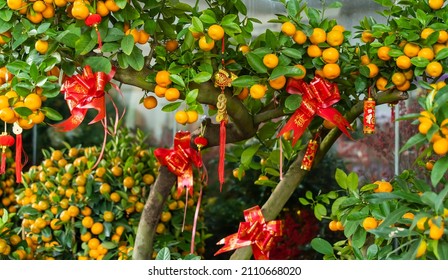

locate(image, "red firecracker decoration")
[[301, 138, 319, 171], [85, 13, 102, 50], [363, 97, 376, 134]]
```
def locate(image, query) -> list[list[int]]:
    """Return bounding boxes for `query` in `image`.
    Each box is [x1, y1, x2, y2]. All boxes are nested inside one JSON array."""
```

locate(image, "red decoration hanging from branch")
[[363, 98, 376, 134], [278, 75, 353, 146], [301, 136, 319, 171], [85, 13, 102, 50], [214, 205, 283, 260], [53, 65, 123, 169], [154, 131, 203, 197], [0, 132, 14, 175]]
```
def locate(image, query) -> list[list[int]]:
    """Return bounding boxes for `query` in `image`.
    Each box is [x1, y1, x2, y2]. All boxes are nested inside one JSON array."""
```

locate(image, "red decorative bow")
[[278, 75, 352, 146], [215, 205, 283, 260], [154, 131, 203, 197], [53, 65, 122, 169]]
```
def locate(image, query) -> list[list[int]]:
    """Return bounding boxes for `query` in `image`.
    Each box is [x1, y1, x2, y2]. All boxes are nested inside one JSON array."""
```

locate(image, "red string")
[[95, 27, 102, 50], [219, 120, 226, 191], [0, 152, 5, 174], [15, 133, 22, 183]]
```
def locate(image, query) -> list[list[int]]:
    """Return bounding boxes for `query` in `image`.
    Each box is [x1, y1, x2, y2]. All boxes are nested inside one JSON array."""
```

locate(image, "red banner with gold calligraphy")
[[214, 205, 283, 260], [278, 76, 352, 146]]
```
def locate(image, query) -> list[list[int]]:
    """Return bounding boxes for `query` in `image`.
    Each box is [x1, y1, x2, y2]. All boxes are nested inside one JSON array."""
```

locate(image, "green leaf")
[[270, 65, 303, 80], [192, 17, 204, 32], [156, 247, 171, 260], [431, 156, 448, 187], [246, 52, 268, 74], [231, 75, 260, 87], [299, 197, 310, 206], [311, 238, 334, 256], [314, 203, 327, 221], [335, 168, 348, 189], [331, 196, 346, 215], [346, 212, 368, 221], [126, 48, 144, 71], [399, 133, 426, 153], [193, 72, 211, 83], [328, 1, 343, 8], [265, 29, 278, 50], [169, 74, 185, 88], [42, 107, 63, 121], [284, 94, 302, 111], [347, 172, 359, 191], [121, 35, 135, 55], [185, 89, 198, 105], [377, 206, 409, 229], [435, 48, 448, 60], [435, 185, 448, 214], [286, 0, 300, 18], [83, 57, 112, 74], [241, 144, 261, 167], [410, 57, 429, 68], [29, 63, 39, 82], [75, 33, 96, 56], [281, 48, 303, 59], [367, 244, 379, 260], [14, 107, 33, 117], [161, 102, 182, 112], [351, 227, 367, 249]]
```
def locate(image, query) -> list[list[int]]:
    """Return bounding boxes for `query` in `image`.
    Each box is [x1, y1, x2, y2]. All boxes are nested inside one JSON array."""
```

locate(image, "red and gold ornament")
[[85, 13, 102, 50], [301, 136, 319, 171], [154, 131, 203, 197], [0, 131, 14, 175], [215, 205, 283, 260], [278, 75, 352, 146], [53, 65, 123, 169], [363, 97, 376, 134]]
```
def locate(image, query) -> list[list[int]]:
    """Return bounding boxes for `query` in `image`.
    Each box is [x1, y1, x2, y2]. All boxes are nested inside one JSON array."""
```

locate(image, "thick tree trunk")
[[132, 166, 176, 260]]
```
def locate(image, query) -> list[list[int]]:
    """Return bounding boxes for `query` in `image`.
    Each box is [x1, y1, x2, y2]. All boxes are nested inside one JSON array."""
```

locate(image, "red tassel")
[[95, 27, 102, 50], [219, 120, 226, 191], [0, 152, 5, 174], [15, 133, 22, 183]]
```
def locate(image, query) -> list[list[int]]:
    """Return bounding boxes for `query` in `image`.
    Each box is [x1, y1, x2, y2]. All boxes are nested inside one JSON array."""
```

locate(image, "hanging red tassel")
[[85, 14, 102, 50], [0, 153, 5, 174], [218, 120, 226, 190], [13, 123, 23, 183]]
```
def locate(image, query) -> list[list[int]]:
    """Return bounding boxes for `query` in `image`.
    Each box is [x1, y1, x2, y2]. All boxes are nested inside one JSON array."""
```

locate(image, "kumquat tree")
[[0, 0, 447, 260]]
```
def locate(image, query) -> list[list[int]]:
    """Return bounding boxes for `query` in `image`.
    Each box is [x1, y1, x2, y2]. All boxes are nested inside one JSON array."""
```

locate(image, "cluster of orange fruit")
[[359, 1, 448, 92], [242, 22, 345, 101], [11, 138, 154, 259], [149, 69, 200, 125], [6, 0, 122, 24], [0, 88, 46, 130], [418, 110, 448, 156]]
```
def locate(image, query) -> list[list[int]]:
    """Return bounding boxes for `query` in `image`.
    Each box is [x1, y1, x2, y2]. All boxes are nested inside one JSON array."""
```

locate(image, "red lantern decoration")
[[85, 14, 102, 50], [0, 133, 14, 175]]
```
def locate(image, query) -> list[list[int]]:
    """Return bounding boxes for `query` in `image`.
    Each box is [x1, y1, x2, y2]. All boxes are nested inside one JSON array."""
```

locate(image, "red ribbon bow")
[[278, 75, 352, 146], [154, 131, 203, 197], [53, 65, 122, 169], [215, 205, 283, 260]]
